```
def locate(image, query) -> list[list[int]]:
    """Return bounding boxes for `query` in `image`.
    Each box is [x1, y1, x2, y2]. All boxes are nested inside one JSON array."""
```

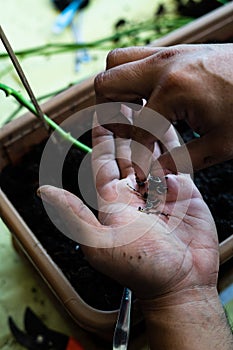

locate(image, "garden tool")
[[0, 26, 58, 144], [52, 0, 91, 71], [113, 287, 132, 350], [71, 12, 91, 72], [9, 307, 85, 350], [52, 0, 89, 34], [0, 26, 48, 130]]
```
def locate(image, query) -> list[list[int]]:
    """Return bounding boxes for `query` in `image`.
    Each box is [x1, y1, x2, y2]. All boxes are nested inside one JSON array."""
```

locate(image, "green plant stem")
[[0, 17, 192, 60], [3, 105, 23, 124], [0, 83, 92, 153], [2, 81, 79, 124], [0, 64, 14, 78]]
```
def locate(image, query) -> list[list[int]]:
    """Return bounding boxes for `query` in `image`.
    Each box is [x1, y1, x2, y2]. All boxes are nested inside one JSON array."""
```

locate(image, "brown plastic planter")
[[1, 3, 233, 338], [0, 77, 143, 337]]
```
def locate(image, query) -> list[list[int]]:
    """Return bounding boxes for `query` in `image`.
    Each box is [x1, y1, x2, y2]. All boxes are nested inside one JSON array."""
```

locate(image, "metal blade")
[[8, 316, 35, 349], [24, 307, 48, 336], [24, 307, 69, 349], [113, 287, 132, 350], [0, 26, 47, 128]]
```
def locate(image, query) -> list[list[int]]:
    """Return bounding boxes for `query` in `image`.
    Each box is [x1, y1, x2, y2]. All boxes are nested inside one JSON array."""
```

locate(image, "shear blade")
[[9, 308, 69, 350], [24, 307, 47, 336], [8, 316, 34, 348]]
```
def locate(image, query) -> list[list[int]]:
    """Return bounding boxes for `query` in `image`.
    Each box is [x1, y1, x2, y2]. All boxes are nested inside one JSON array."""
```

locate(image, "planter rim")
[[1, 3, 233, 336], [0, 189, 122, 333], [150, 1, 233, 46]]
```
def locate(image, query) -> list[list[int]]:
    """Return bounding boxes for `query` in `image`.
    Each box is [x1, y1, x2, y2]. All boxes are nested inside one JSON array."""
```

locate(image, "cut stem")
[[0, 17, 192, 60], [0, 83, 92, 153]]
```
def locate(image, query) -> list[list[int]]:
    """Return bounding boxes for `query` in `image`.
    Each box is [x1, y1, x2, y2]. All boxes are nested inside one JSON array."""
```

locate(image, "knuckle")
[[154, 45, 184, 61], [156, 67, 185, 97], [164, 69, 182, 89], [147, 49, 185, 91], [106, 48, 125, 69], [94, 72, 106, 96]]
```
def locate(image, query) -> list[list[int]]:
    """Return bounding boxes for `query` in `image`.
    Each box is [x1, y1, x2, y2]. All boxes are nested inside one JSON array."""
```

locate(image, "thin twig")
[[0, 17, 192, 60], [0, 83, 92, 153]]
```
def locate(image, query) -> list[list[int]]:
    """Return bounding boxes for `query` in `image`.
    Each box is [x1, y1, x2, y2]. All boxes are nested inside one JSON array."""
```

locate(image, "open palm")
[[39, 118, 219, 300]]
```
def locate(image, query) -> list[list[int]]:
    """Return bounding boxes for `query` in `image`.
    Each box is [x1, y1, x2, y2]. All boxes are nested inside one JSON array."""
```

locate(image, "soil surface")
[[1, 122, 233, 311], [175, 121, 233, 242], [175, 0, 223, 18], [0, 131, 124, 311]]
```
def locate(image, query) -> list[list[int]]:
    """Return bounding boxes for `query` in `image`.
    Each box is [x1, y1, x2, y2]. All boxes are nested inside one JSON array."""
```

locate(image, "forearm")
[[140, 287, 233, 350]]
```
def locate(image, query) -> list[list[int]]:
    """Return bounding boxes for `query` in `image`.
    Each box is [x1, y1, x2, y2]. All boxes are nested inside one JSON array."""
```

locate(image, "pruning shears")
[[113, 287, 132, 350], [52, 0, 89, 34], [9, 307, 85, 350]]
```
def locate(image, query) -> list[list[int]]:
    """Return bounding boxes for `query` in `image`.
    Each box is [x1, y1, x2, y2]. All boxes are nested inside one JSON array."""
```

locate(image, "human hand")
[[94, 44, 233, 181], [38, 117, 233, 349], [38, 116, 219, 301]]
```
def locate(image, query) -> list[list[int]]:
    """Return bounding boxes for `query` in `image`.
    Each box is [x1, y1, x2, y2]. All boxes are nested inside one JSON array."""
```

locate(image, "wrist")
[[139, 287, 233, 350], [139, 286, 219, 312]]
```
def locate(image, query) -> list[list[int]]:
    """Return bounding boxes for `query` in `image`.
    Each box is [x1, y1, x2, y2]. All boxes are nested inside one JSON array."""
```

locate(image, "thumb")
[[37, 185, 150, 248], [37, 185, 113, 248]]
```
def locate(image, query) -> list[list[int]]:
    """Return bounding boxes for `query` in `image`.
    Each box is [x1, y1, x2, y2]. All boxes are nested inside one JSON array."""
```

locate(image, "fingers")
[[158, 125, 233, 173], [95, 57, 153, 105], [92, 115, 119, 192], [149, 125, 182, 177], [114, 105, 134, 179], [37, 185, 101, 225], [130, 109, 174, 182], [162, 173, 217, 244], [94, 46, 184, 182], [37, 185, 150, 248], [164, 173, 199, 203], [130, 131, 155, 183], [95, 45, 189, 106], [106, 46, 160, 69], [115, 137, 134, 179], [159, 124, 181, 153], [37, 185, 107, 247], [95, 44, 233, 178], [129, 119, 181, 182], [92, 114, 134, 198]]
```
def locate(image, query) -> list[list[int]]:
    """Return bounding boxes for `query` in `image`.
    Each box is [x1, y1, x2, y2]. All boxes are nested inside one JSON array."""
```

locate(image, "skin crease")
[[38, 118, 233, 349], [37, 44, 233, 348], [94, 44, 233, 181], [38, 122, 219, 299]]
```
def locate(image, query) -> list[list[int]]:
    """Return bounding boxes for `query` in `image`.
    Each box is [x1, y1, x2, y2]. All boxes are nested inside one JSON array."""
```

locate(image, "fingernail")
[[37, 187, 42, 198], [36, 185, 51, 199]]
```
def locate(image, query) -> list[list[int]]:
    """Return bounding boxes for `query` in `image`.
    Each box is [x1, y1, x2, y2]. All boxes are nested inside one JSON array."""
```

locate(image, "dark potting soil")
[[0, 132, 124, 311], [175, 120, 233, 242], [1, 122, 233, 311], [174, 0, 223, 19]]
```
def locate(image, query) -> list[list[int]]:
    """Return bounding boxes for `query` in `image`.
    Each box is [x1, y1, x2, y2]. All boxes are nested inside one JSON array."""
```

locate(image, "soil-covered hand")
[[38, 120, 233, 350], [94, 44, 233, 180], [38, 119, 219, 301]]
